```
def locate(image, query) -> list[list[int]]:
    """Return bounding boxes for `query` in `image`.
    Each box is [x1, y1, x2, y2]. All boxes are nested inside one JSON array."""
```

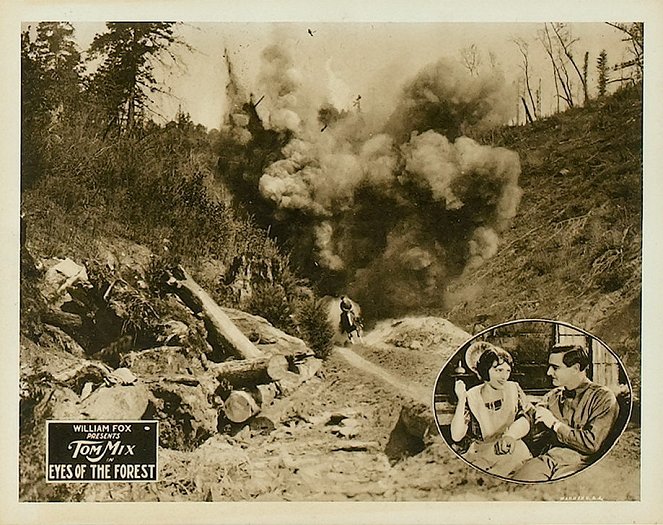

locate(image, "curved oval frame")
[[431, 318, 633, 484]]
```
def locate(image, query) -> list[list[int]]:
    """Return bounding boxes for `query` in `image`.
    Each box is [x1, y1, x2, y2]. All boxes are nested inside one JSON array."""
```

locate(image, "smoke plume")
[[223, 44, 522, 319]]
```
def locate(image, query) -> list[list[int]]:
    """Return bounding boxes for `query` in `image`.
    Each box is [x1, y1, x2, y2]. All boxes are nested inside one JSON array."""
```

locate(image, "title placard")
[[46, 421, 158, 482]]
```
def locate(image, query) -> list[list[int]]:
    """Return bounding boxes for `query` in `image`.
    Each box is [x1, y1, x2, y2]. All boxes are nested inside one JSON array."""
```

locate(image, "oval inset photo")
[[433, 319, 632, 483]]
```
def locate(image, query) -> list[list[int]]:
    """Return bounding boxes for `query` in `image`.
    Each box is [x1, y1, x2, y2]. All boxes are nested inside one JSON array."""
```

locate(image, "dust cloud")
[[222, 42, 522, 319]]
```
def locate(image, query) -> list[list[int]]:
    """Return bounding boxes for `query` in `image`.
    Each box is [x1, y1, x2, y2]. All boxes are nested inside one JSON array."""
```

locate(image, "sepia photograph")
[[3, 1, 662, 523], [434, 320, 632, 485]]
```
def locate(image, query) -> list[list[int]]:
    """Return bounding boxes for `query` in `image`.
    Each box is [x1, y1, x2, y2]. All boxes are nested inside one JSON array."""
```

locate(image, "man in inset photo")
[[514, 344, 620, 481]]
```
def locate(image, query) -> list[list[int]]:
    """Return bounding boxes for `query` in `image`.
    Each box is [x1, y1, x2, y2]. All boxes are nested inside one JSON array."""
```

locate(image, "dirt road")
[[334, 346, 430, 404]]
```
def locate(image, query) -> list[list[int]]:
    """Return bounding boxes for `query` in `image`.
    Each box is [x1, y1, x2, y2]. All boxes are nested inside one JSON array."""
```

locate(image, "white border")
[[3, 1, 662, 524]]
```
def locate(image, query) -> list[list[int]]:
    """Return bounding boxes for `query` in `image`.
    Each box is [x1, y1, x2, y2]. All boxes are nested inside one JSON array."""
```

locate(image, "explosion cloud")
[[224, 44, 522, 319]]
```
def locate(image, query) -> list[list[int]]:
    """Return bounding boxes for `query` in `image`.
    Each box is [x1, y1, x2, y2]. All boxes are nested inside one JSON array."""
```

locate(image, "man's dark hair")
[[550, 344, 590, 371], [476, 347, 514, 381]]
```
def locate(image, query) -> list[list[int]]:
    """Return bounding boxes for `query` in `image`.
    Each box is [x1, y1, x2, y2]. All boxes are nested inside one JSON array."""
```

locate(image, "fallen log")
[[207, 354, 289, 387], [167, 267, 263, 360], [42, 308, 83, 330], [224, 390, 260, 423], [223, 382, 281, 424]]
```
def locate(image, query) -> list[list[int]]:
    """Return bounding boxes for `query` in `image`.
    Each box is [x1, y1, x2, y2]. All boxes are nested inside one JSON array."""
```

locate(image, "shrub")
[[247, 283, 295, 333], [296, 297, 335, 360]]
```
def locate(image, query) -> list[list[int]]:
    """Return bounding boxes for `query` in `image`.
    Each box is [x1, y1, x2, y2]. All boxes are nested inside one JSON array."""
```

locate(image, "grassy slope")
[[442, 85, 642, 393]]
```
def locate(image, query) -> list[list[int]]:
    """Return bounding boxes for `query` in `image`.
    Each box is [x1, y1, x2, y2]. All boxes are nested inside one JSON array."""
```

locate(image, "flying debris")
[[222, 45, 521, 319], [353, 95, 361, 111]]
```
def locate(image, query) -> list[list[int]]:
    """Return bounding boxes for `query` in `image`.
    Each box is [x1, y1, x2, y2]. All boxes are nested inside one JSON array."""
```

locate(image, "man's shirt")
[[542, 378, 619, 455]]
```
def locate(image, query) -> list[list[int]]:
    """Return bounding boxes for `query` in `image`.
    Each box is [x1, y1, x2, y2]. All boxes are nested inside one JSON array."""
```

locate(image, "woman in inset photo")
[[450, 341, 534, 477]]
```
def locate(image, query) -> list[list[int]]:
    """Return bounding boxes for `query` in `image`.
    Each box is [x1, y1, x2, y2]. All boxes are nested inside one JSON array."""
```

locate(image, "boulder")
[[39, 324, 87, 358], [110, 367, 137, 385], [150, 382, 219, 448], [33, 384, 81, 421], [77, 383, 151, 420], [42, 257, 89, 306], [121, 346, 206, 380], [30, 382, 150, 422], [295, 357, 323, 382]]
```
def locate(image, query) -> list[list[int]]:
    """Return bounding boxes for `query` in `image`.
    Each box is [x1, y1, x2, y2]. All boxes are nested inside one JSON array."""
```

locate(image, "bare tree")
[[583, 51, 589, 101], [550, 23, 589, 104], [606, 22, 643, 82], [521, 96, 534, 124], [538, 23, 574, 110], [513, 38, 538, 119], [460, 44, 482, 77]]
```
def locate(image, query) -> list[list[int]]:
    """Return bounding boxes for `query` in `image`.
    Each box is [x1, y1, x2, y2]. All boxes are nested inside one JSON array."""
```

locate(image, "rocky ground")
[[74, 324, 639, 502], [19, 251, 640, 503]]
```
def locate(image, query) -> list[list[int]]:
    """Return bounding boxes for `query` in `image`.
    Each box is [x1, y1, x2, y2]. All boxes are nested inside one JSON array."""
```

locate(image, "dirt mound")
[[354, 316, 470, 388], [364, 316, 470, 353]]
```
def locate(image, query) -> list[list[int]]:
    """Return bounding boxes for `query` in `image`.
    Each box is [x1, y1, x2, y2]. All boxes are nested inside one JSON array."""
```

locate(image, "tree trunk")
[[207, 354, 288, 387], [521, 97, 534, 124], [167, 266, 264, 360], [43, 308, 83, 330]]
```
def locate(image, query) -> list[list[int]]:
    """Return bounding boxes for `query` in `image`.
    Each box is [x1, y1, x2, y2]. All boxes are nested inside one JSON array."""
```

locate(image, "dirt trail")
[[334, 346, 430, 405]]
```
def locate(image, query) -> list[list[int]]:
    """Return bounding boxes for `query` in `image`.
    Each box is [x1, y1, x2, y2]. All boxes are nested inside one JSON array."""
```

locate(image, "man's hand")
[[535, 406, 558, 428], [494, 435, 515, 455]]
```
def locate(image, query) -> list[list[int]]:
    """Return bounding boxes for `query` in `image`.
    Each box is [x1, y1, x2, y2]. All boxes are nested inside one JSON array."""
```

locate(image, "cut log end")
[[266, 354, 290, 381], [224, 390, 259, 423]]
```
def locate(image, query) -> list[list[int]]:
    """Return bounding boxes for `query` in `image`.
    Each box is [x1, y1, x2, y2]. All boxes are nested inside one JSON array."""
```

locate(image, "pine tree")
[[88, 22, 181, 134], [21, 23, 82, 119], [33, 22, 83, 113], [21, 23, 83, 188], [597, 49, 609, 97]]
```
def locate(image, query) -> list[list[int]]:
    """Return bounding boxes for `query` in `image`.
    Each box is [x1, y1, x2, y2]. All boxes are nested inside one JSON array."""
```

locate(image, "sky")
[[64, 21, 635, 130]]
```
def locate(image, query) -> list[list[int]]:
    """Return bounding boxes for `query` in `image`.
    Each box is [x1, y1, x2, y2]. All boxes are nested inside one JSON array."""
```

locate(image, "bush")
[[247, 283, 295, 333], [296, 297, 335, 360]]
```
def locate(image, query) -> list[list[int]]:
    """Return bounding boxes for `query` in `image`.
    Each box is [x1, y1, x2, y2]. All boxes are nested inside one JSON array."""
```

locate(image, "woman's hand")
[[454, 379, 467, 400], [494, 435, 515, 455], [450, 379, 469, 442]]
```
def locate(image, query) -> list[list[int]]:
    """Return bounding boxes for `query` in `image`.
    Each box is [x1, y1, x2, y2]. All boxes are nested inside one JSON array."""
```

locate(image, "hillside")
[[441, 84, 642, 396]]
